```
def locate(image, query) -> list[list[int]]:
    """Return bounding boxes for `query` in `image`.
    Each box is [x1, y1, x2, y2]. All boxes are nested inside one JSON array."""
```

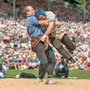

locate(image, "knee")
[[52, 39, 63, 50], [49, 59, 56, 67], [71, 44, 76, 50]]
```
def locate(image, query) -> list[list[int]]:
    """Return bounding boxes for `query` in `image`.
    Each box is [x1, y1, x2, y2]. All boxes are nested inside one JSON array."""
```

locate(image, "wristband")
[[43, 34, 47, 38]]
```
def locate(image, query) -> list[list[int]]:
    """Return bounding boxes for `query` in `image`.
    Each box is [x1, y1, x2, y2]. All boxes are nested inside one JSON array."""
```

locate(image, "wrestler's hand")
[[40, 35, 46, 42]]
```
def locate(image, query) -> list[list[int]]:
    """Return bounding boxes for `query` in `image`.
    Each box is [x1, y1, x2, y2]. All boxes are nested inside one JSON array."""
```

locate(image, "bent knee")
[[71, 44, 76, 50], [53, 40, 64, 50]]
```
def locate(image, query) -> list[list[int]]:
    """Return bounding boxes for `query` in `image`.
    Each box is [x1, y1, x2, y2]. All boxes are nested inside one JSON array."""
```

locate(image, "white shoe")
[[45, 78, 54, 85], [16, 74, 20, 78], [38, 79, 43, 85]]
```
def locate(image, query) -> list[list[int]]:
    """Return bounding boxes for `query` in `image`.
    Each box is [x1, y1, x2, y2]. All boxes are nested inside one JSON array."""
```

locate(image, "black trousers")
[[55, 67, 69, 78], [49, 34, 76, 60], [35, 41, 56, 79]]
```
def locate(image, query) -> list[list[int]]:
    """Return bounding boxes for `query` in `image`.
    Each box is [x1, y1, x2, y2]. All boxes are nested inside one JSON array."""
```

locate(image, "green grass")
[[5, 69, 38, 78], [69, 70, 90, 79], [5, 69, 90, 79]]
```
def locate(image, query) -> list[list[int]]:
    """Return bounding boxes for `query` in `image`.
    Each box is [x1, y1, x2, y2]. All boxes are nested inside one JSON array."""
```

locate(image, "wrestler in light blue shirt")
[[25, 16, 43, 38]]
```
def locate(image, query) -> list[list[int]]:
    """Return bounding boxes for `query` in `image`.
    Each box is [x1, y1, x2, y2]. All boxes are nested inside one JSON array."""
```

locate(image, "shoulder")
[[26, 16, 37, 21], [26, 16, 38, 25], [45, 11, 55, 15], [45, 11, 56, 21]]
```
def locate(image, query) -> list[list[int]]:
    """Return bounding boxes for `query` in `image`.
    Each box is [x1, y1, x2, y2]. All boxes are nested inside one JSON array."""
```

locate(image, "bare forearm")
[[44, 22, 54, 36], [40, 22, 54, 42], [55, 21, 61, 26], [39, 20, 49, 26]]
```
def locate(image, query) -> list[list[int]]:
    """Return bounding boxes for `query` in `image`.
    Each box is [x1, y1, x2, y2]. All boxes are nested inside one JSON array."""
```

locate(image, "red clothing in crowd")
[[82, 57, 87, 62], [22, 60, 28, 65], [77, 29, 81, 34]]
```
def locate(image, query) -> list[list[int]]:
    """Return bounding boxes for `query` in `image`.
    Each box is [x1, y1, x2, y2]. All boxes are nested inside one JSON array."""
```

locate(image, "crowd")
[[60, 21, 90, 70], [0, 0, 90, 71], [0, 0, 90, 21], [0, 17, 40, 71]]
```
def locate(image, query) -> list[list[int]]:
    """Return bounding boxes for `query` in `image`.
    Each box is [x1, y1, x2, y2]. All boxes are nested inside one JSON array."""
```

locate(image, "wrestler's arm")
[[39, 20, 61, 27], [55, 21, 62, 26], [44, 22, 54, 36], [39, 20, 58, 26], [40, 22, 54, 42], [39, 20, 49, 26]]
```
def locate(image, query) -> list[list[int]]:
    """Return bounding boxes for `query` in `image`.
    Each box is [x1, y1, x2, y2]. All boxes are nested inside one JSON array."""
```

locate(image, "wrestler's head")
[[36, 11, 46, 20], [24, 5, 35, 16]]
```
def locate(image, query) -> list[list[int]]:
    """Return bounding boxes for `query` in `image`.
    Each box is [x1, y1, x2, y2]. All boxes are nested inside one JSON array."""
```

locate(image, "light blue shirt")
[[25, 16, 43, 38]]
